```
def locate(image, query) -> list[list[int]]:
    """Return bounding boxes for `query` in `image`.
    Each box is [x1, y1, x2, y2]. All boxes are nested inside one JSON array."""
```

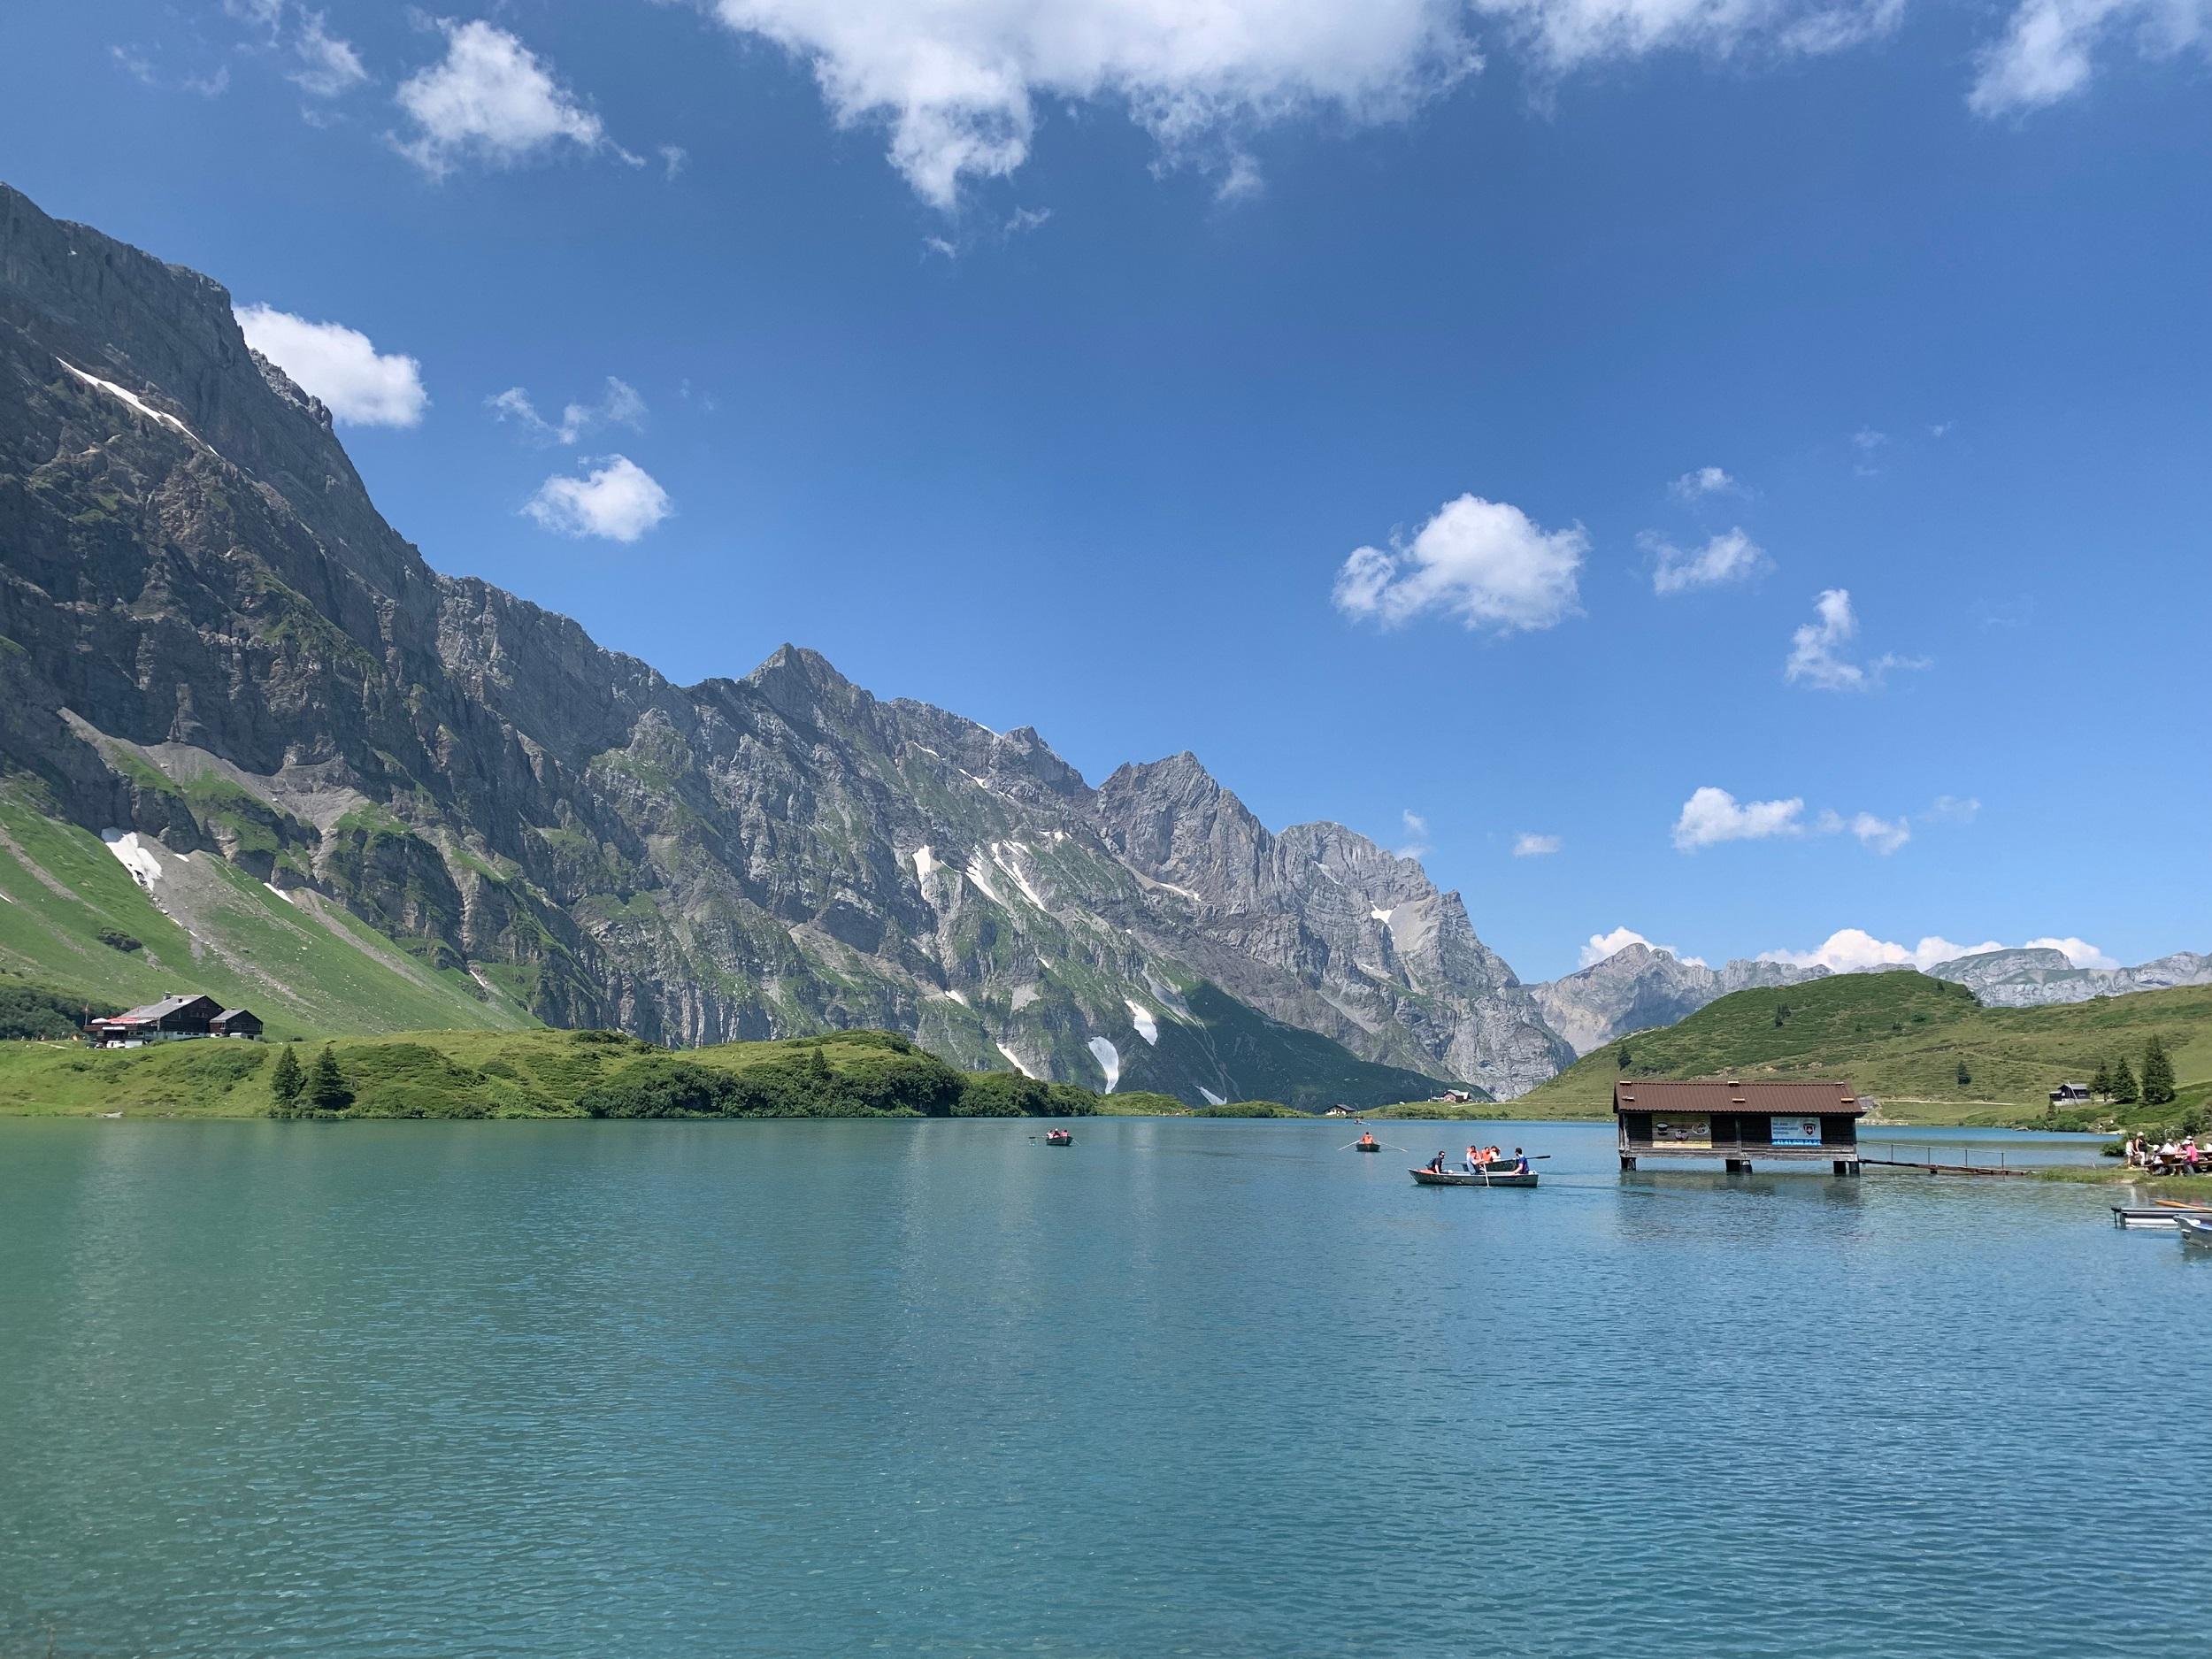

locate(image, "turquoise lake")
[[3, 1117, 2204, 1657]]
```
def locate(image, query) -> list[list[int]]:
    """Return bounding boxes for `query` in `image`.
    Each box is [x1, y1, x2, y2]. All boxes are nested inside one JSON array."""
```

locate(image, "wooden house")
[[86, 992, 250, 1047], [1614, 1078, 1864, 1175]]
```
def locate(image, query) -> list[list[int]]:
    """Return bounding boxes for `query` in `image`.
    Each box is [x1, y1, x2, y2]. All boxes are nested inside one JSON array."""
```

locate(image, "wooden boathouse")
[[1614, 1079, 1865, 1176]]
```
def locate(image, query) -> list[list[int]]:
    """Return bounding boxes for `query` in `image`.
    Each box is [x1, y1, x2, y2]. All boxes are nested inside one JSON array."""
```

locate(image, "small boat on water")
[[1355, 1140, 1381, 1152], [2177, 1216, 2212, 1246], [1409, 1166, 1538, 1188], [1044, 1128, 1073, 1147], [2111, 1205, 2212, 1229]]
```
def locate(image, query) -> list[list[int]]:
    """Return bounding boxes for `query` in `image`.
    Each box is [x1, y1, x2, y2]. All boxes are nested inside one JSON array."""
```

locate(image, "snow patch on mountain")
[[996, 1041, 1040, 1079], [1198, 1087, 1225, 1105], [101, 829, 165, 887], [1125, 998, 1159, 1044], [964, 858, 1002, 902], [1087, 1036, 1121, 1092], [911, 844, 937, 882], [58, 360, 211, 451]]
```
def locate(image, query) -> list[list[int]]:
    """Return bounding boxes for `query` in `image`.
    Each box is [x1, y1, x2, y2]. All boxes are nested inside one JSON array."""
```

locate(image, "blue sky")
[[4, 0, 2207, 982]]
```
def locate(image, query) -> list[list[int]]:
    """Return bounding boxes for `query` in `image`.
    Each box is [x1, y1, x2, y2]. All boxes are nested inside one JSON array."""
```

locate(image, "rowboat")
[[1409, 1166, 1538, 1188], [1355, 1141, 1382, 1152], [1044, 1129, 1072, 1147], [2177, 1216, 2212, 1247]]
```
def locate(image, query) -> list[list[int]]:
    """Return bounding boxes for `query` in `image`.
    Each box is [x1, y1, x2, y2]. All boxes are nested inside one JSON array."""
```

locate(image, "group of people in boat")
[[1423, 1145, 1530, 1175]]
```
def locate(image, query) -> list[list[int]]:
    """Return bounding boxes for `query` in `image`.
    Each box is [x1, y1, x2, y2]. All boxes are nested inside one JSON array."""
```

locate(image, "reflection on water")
[[0, 1117, 2198, 1659]]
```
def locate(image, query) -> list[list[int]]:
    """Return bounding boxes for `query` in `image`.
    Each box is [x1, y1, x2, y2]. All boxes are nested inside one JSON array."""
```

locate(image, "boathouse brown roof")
[[1612, 1079, 1863, 1115]]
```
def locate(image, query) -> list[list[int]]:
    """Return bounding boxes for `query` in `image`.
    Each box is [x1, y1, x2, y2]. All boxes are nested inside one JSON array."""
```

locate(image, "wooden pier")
[[1859, 1156, 2027, 1178]]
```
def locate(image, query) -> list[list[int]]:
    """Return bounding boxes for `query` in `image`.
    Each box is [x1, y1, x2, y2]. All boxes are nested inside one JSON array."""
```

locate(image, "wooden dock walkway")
[[1860, 1156, 2028, 1178]]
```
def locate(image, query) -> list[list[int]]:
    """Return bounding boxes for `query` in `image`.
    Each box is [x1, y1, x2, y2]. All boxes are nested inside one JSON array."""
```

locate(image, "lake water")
[[3, 1118, 2203, 1658]]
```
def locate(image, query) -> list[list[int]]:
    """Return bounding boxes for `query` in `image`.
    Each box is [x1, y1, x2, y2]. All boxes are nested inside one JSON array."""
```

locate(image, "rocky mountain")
[[1531, 943, 1828, 1056], [0, 182, 1571, 1104], [1927, 948, 2212, 1009]]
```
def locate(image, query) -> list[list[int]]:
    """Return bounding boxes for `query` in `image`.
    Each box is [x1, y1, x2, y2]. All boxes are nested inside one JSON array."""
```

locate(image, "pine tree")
[[2110, 1056, 2139, 1106], [269, 1043, 303, 1108], [805, 1044, 832, 1082], [1616, 1044, 1634, 1071], [1773, 1002, 1788, 1028], [1955, 1059, 1972, 1087], [2090, 1058, 2112, 1101], [306, 1044, 354, 1112], [2141, 1035, 2177, 1107]]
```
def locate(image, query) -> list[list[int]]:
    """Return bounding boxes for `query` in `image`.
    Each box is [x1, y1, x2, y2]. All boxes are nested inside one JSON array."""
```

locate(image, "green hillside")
[[0, 787, 536, 1040], [0, 1026, 1143, 1119], [1513, 972, 2212, 1127]]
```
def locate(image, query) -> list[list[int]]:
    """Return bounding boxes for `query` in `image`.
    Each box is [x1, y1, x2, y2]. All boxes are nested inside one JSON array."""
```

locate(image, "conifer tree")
[[2110, 1056, 2139, 1106], [306, 1044, 354, 1112], [2141, 1035, 2177, 1107], [269, 1043, 303, 1108], [1955, 1059, 1971, 1087], [2091, 1058, 2112, 1101]]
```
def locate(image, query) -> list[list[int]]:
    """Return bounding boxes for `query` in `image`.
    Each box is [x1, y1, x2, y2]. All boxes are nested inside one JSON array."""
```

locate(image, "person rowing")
[[1359, 1131, 1377, 1148], [1464, 1144, 1483, 1173], [1509, 1147, 1531, 1175]]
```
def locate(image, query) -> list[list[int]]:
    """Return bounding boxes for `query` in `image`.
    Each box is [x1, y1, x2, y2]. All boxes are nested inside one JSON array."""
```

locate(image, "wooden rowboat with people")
[[1409, 1166, 1540, 1188]]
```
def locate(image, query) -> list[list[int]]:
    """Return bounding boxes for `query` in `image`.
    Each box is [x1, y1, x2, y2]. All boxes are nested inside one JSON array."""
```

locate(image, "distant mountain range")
[[1530, 941, 2212, 1056], [0, 182, 1570, 1107]]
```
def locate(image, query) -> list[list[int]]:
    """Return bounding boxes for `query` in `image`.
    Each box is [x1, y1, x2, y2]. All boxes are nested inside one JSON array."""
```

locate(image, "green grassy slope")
[[0, 1027, 1118, 1118], [1512, 972, 2212, 1127], [0, 790, 534, 1039]]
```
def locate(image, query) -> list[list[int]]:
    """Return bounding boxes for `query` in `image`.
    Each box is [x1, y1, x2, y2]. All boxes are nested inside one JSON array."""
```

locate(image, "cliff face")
[[0, 183, 1571, 1101]]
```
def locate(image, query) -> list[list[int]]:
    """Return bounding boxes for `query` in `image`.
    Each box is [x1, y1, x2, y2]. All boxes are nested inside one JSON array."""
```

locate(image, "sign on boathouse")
[[1613, 1079, 1864, 1176]]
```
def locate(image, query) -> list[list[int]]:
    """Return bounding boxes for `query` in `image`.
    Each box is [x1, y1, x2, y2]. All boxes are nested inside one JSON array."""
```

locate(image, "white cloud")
[[290, 12, 367, 96], [1513, 832, 1563, 856], [393, 20, 630, 177], [1474, 0, 1903, 68], [488, 377, 646, 446], [705, 0, 1481, 208], [1672, 787, 1804, 851], [1758, 929, 2118, 972], [1394, 810, 1432, 858], [234, 303, 427, 427], [1578, 926, 1706, 969], [1820, 809, 1911, 855], [1785, 588, 1925, 691], [1668, 465, 1740, 500], [1964, 0, 2207, 114], [1645, 526, 1769, 595], [523, 455, 672, 542], [225, 1, 367, 99], [1334, 494, 1586, 634], [659, 144, 689, 180], [1928, 794, 1981, 824], [2025, 936, 2121, 970]]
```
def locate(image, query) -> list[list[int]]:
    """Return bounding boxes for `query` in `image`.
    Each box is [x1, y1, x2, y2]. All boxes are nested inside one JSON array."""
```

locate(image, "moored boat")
[[2110, 1205, 2212, 1229], [2177, 1215, 2212, 1246], [1409, 1166, 1538, 1187]]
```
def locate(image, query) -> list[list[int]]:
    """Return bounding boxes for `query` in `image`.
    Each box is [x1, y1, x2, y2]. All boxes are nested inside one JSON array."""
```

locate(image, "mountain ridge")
[[0, 180, 1560, 1102]]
